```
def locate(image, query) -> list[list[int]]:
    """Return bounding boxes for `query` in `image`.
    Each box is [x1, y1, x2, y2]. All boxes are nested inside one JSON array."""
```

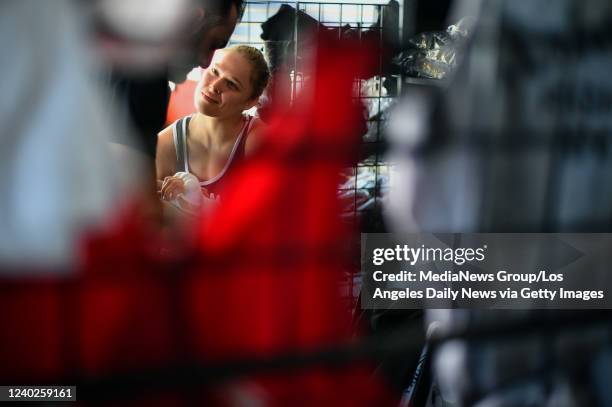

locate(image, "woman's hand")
[[159, 176, 185, 201]]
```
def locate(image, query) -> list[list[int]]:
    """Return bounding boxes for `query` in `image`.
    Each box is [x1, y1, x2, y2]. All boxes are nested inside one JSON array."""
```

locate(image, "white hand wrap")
[[173, 171, 202, 207]]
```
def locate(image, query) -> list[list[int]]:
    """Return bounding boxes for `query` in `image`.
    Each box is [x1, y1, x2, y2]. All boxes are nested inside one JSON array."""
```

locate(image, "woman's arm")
[[155, 124, 177, 180], [156, 124, 188, 200]]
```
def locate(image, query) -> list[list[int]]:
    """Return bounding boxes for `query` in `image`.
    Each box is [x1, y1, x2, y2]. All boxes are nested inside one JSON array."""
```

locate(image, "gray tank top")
[[172, 115, 255, 195]]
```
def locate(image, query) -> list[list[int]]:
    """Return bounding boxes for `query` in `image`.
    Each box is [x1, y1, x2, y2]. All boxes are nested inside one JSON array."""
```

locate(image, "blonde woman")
[[157, 45, 270, 213]]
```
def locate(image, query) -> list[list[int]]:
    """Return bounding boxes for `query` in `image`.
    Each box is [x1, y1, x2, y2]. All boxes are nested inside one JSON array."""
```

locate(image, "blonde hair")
[[227, 45, 270, 99]]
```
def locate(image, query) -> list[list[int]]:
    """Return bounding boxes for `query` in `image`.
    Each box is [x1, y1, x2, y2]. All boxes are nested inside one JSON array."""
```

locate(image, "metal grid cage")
[[230, 1, 398, 228], [228, 1, 399, 310]]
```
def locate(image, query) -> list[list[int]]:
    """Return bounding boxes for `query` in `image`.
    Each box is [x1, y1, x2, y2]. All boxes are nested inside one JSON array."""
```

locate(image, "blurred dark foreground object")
[[387, 0, 612, 405]]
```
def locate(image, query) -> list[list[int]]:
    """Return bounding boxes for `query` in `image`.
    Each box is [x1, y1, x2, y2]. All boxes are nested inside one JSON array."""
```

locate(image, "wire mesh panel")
[[232, 1, 396, 211], [230, 1, 399, 231], [229, 1, 399, 310]]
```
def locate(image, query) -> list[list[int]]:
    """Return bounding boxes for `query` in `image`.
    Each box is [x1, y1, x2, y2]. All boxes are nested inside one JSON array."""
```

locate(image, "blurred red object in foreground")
[[0, 33, 394, 405]]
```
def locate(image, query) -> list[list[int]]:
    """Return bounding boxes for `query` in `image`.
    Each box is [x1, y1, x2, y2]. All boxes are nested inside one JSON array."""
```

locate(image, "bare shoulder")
[[157, 123, 174, 150], [244, 117, 268, 156], [156, 122, 177, 180]]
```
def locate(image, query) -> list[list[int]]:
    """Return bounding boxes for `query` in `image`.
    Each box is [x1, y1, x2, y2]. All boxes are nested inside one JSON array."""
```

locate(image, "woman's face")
[[194, 50, 256, 118]]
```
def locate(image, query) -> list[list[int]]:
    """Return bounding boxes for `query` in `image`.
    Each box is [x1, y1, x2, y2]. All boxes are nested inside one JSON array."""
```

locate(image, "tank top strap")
[[172, 116, 191, 173], [234, 115, 256, 161]]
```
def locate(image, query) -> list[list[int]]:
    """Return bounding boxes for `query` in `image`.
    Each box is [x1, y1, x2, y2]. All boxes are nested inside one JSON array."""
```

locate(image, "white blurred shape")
[[96, 0, 191, 42], [0, 0, 134, 272]]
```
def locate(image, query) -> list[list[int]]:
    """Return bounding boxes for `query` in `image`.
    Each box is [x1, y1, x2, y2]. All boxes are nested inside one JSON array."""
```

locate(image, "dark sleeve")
[[107, 72, 171, 159]]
